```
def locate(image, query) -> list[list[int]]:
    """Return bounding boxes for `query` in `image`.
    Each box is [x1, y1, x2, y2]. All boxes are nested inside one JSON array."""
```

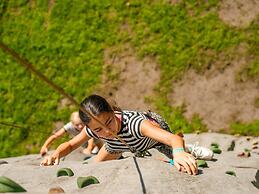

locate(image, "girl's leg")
[[82, 138, 95, 154], [95, 139, 104, 150], [94, 145, 122, 162]]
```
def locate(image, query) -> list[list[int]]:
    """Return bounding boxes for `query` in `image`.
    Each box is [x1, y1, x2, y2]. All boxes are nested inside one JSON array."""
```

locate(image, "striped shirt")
[[84, 110, 159, 154]]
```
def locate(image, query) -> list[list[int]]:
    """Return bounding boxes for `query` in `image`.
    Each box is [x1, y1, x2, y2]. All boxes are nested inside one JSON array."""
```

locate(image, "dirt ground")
[[170, 53, 259, 131], [170, 0, 259, 131], [219, 0, 259, 28], [99, 1, 259, 132], [99, 46, 160, 112]]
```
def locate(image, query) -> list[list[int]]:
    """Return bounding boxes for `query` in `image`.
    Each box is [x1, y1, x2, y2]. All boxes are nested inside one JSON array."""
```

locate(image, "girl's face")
[[87, 112, 120, 139]]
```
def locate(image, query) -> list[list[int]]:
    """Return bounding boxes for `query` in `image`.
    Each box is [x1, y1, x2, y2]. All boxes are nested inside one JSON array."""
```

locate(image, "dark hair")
[[79, 94, 113, 124]]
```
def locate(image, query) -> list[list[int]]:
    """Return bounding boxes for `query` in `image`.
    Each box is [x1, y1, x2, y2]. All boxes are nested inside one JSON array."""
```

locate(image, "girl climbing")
[[41, 94, 213, 175]]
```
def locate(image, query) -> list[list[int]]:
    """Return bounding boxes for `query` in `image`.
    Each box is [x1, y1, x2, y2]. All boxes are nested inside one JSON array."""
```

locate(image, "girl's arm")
[[140, 120, 197, 175], [40, 128, 66, 156], [40, 128, 90, 166]]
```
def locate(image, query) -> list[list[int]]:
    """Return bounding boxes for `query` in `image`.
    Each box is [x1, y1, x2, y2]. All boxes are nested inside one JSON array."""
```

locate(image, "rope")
[[0, 121, 69, 138], [0, 41, 136, 153], [133, 157, 147, 194]]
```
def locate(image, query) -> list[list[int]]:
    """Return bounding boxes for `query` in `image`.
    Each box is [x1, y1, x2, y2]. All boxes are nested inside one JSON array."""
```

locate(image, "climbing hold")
[[246, 137, 252, 141], [77, 176, 99, 188], [237, 152, 251, 158], [197, 160, 208, 168], [0, 176, 26, 193], [48, 186, 65, 194], [195, 130, 200, 134], [56, 168, 74, 177], [227, 140, 235, 151], [225, 171, 236, 176], [211, 147, 222, 154], [83, 156, 92, 161], [210, 143, 219, 148]]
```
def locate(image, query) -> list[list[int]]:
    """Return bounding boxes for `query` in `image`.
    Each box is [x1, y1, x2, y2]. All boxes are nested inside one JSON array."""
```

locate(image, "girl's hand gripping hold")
[[173, 149, 197, 175], [40, 152, 60, 166]]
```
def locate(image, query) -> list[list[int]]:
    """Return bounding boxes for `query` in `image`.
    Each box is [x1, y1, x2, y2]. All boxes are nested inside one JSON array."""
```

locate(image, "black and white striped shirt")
[[84, 110, 159, 154]]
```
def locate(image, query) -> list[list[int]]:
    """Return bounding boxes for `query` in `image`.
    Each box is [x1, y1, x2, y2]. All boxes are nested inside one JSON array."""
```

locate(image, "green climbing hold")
[[0, 176, 26, 193], [227, 140, 235, 151], [77, 176, 99, 188], [197, 160, 208, 168], [225, 171, 236, 176], [210, 143, 219, 148], [57, 168, 74, 177], [211, 147, 222, 154], [210, 142, 222, 154]]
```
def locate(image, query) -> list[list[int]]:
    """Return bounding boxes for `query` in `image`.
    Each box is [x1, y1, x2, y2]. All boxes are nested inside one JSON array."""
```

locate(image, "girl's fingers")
[[174, 160, 188, 173], [40, 160, 44, 166], [40, 158, 48, 166], [186, 156, 198, 174], [180, 166, 187, 172], [176, 158, 191, 175], [183, 158, 197, 175], [175, 155, 198, 175], [187, 155, 196, 166], [54, 157, 60, 165], [40, 155, 59, 166], [174, 162, 181, 171], [47, 156, 55, 165], [188, 155, 198, 173]]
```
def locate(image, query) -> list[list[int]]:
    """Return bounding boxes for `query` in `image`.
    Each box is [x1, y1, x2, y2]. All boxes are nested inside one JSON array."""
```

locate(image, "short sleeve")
[[84, 127, 99, 139], [127, 113, 147, 139], [63, 122, 73, 132]]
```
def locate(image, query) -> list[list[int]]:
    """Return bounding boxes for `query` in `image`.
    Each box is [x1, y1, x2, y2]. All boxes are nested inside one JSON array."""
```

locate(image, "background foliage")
[[0, 0, 258, 158]]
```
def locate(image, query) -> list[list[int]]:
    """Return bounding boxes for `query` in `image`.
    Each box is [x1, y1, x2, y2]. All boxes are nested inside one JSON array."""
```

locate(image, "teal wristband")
[[172, 147, 185, 154], [169, 159, 174, 166]]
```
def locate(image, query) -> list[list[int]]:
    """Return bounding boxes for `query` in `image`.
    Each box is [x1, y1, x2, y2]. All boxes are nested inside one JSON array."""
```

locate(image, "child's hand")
[[173, 152, 197, 175], [40, 152, 60, 166], [40, 147, 48, 157]]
